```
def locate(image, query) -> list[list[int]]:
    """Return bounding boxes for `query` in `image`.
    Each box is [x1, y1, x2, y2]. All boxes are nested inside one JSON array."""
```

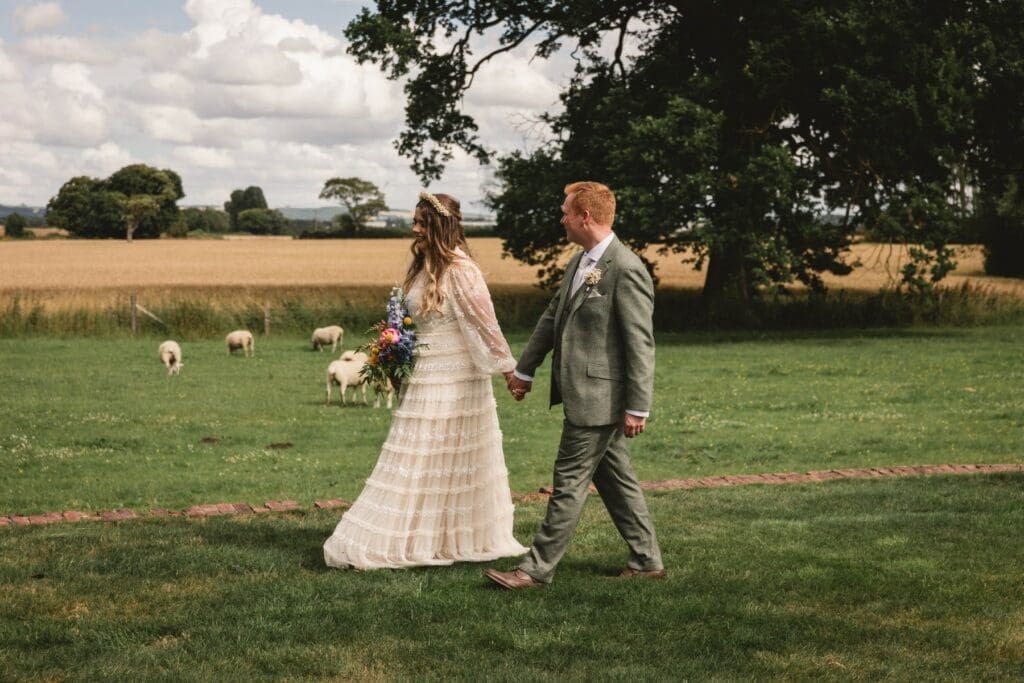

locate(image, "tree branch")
[[612, 15, 631, 79], [465, 19, 548, 90]]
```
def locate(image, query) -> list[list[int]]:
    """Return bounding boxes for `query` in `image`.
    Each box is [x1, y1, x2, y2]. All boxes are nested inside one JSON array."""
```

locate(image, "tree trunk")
[[700, 242, 757, 323], [126, 223, 135, 243]]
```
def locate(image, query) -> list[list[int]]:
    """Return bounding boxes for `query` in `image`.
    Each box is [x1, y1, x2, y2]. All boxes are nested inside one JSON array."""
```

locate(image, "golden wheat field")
[[0, 237, 1021, 309]]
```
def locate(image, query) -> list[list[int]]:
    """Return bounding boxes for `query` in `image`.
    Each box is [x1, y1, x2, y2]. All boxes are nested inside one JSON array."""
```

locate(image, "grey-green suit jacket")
[[516, 236, 656, 427]]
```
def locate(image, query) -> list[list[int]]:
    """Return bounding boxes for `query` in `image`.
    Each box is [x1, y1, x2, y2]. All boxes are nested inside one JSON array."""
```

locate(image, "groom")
[[485, 181, 664, 589]]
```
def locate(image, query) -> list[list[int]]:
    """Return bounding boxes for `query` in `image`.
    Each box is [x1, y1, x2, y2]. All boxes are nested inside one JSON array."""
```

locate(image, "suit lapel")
[[554, 251, 584, 336], [564, 236, 620, 322]]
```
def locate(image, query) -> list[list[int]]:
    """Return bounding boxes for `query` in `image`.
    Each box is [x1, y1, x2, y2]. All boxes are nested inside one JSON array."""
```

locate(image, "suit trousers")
[[518, 420, 663, 583]]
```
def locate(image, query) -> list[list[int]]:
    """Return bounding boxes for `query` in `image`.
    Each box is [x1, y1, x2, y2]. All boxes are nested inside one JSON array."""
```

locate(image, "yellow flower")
[[403, 316, 413, 326]]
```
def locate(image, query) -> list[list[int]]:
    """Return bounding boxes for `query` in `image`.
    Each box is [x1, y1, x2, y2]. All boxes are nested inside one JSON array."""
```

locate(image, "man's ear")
[[581, 210, 592, 226]]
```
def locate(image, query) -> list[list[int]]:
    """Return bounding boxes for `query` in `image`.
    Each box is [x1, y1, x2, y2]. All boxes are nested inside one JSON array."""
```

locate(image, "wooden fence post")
[[264, 301, 271, 336], [130, 294, 137, 335]]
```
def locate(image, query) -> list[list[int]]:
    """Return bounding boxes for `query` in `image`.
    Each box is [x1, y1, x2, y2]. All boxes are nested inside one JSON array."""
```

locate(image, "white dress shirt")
[[514, 232, 649, 418]]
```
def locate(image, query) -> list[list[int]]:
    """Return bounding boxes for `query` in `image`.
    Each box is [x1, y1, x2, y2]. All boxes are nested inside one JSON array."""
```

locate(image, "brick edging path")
[[3, 463, 1023, 528]]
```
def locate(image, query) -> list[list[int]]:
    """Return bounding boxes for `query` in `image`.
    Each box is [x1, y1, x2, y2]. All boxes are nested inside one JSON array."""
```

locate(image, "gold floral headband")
[[418, 190, 452, 218]]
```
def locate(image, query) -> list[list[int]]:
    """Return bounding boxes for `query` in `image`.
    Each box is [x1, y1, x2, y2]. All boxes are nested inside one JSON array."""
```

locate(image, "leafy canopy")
[[319, 177, 388, 234], [224, 186, 269, 232], [4, 212, 27, 238], [346, 1, 1024, 297], [47, 165, 183, 240], [238, 208, 287, 235]]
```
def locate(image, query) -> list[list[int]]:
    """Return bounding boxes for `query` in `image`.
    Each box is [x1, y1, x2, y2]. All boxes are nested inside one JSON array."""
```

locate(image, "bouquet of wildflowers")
[[359, 286, 419, 389]]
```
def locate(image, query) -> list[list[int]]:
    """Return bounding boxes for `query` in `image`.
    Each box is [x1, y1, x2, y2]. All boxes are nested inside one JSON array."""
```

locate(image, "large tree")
[[969, 2, 1024, 278], [345, 1, 1024, 299], [107, 164, 184, 239], [224, 186, 269, 232], [46, 176, 128, 239], [116, 195, 161, 243], [181, 207, 231, 234], [47, 165, 184, 239], [319, 177, 388, 233], [237, 208, 287, 235]]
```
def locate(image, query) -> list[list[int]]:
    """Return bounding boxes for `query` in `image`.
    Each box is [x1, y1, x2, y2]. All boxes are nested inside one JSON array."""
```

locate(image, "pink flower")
[[380, 327, 401, 346]]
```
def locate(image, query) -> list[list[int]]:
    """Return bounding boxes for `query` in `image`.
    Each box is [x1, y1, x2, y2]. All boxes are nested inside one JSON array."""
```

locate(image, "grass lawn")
[[1, 325, 1023, 515], [2, 474, 1022, 679]]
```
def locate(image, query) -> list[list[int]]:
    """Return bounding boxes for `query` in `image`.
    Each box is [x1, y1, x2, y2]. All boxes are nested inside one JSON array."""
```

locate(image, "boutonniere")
[[584, 268, 603, 289]]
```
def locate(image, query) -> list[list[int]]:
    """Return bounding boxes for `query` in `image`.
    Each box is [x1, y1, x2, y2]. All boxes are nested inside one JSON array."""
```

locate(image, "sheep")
[[311, 325, 344, 352], [225, 330, 254, 357], [158, 340, 183, 375], [326, 351, 368, 406], [326, 351, 395, 408]]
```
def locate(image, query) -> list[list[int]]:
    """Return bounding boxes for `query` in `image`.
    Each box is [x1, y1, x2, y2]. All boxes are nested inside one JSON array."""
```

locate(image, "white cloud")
[[131, 30, 194, 70], [0, 63, 109, 148], [49, 63, 103, 99], [33, 98, 109, 146], [173, 145, 235, 168], [199, 38, 302, 85], [134, 104, 203, 144], [13, 2, 68, 34], [278, 37, 316, 53], [21, 35, 116, 64], [0, 142, 58, 171], [80, 142, 133, 175], [0, 85, 34, 142], [184, 0, 341, 57], [465, 53, 561, 109], [0, 142, 65, 204], [126, 71, 196, 107], [0, 42, 20, 82], [184, 0, 255, 28]]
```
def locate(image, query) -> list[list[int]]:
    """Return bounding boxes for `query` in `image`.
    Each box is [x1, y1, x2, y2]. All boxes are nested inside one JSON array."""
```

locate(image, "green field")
[[1, 325, 1022, 515], [2, 475, 1022, 679], [3, 325, 1024, 679]]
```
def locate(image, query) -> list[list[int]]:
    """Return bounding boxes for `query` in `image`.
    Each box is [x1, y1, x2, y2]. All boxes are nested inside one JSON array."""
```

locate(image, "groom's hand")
[[624, 413, 646, 438], [506, 375, 532, 401]]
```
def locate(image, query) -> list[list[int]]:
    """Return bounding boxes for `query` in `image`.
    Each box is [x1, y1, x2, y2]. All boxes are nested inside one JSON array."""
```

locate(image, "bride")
[[323, 190, 529, 569]]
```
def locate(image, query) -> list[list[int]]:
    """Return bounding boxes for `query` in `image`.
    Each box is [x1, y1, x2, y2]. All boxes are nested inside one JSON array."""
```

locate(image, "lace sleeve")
[[446, 259, 516, 375]]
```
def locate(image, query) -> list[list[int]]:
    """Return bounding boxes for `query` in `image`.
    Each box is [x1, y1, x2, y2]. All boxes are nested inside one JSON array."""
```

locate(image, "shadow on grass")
[[180, 513, 331, 572]]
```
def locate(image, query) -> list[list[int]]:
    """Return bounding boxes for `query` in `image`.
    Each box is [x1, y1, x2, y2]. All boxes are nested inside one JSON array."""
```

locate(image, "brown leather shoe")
[[483, 568, 543, 590], [619, 567, 667, 579]]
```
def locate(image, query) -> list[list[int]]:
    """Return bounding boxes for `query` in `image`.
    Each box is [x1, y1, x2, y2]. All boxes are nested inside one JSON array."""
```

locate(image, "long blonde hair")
[[404, 192, 471, 315]]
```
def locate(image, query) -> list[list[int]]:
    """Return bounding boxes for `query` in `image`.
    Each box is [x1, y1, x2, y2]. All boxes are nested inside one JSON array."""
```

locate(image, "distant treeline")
[[180, 210, 495, 239], [0, 207, 47, 227]]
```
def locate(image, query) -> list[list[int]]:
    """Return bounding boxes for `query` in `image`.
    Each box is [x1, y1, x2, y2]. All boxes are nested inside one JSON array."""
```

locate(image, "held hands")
[[624, 413, 646, 438], [504, 372, 532, 401]]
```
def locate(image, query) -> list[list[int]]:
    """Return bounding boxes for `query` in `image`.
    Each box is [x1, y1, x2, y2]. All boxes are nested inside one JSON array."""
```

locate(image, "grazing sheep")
[[158, 340, 183, 375], [325, 351, 395, 408], [326, 351, 369, 406], [311, 325, 344, 352], [327, 352, 368, 405], [225, 330, 254, 357]]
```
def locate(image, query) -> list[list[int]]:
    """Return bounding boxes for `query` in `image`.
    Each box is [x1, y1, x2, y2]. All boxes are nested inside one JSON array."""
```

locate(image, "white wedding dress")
[[323, 253, 529, 569]]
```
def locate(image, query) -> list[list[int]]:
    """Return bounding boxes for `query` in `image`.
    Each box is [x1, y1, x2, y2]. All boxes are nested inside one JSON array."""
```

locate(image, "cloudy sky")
[[0, 0, 569, 212]]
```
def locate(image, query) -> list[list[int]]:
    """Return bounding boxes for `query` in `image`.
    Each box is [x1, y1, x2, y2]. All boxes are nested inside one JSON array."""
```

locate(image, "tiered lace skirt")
[[323, 320, 528, 569]]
